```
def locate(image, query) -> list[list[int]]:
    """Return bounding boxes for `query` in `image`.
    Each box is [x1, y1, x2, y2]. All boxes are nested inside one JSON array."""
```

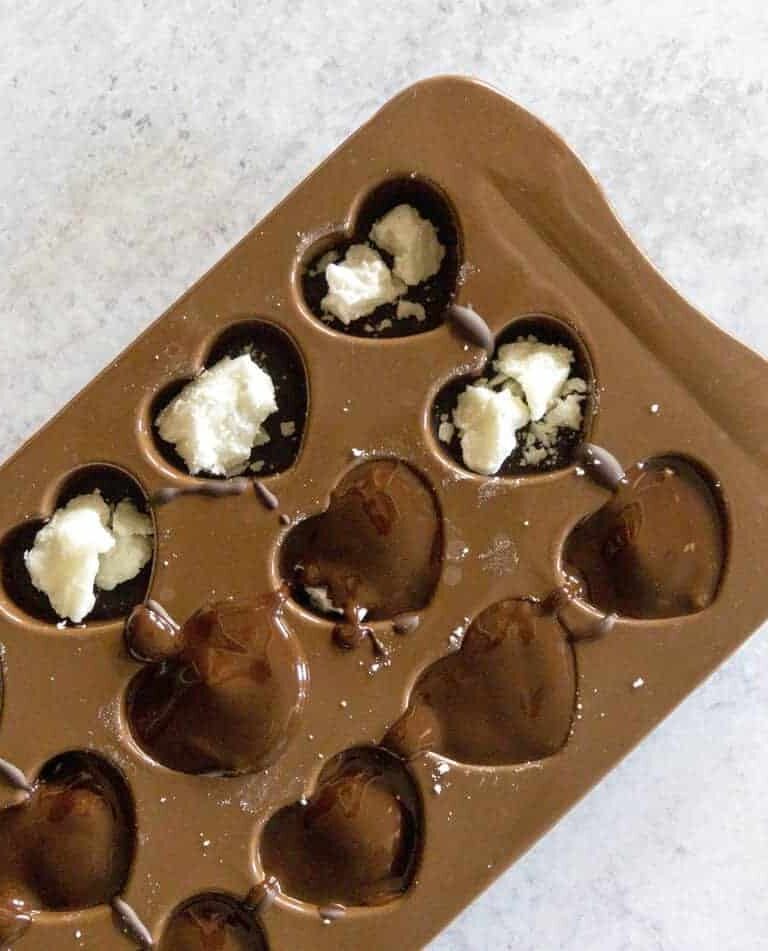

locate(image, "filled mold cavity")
[[562, 455, 727, 619], [300, 176, 461, 338], [432, 314, 594, 476], [279, 459, 443, 623], [150, 320, 308, 479], [384, 598, 576, 766], [0, 750, 135, 944], [158, 894, 268, 951], [260, 746, 422, 908], [125, 595, 309, 776], [0, 465, 154, 626]]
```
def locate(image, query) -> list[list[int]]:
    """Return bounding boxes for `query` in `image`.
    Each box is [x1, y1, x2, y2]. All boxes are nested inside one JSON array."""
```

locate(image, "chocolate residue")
[[384, 600, 575, 765], [0, 757, 32, 794], [392, 612, 421, 635], [245, 877, 280, 915], [112, 895, 153, 949], [281, 459, 442, 622], [261, 747, 421, 907], [254, 481, 279, 511], [564, 456, 726, 618], [318, 903, 347, 923], [0, 752, 135, 924], [577, 443, 626, 492], [152, 477, 252, 507], [447, 304, 495, 356], [158, 894, 267, 951], [125, 601, 183, 662], [126, 597, 308, 775]]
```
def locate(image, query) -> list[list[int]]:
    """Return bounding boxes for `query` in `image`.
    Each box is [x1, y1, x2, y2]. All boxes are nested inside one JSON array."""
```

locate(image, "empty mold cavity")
[[279, 459, 443, 621], [125, 596, 309, 776], [150, 320, 308, 478], [260, 746, 422, 908], [432, 314, 594, 476], [0, 465, 153, 626], [158, 894, 268, 951], [385, 599, 576, 766], [300, 176, 461, 338], [562, 455, 727, 619], [0, 751, 135, 945]]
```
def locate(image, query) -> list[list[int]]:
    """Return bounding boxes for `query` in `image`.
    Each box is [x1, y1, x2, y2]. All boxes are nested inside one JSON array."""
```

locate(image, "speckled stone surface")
[[1, 3, 767, 949]]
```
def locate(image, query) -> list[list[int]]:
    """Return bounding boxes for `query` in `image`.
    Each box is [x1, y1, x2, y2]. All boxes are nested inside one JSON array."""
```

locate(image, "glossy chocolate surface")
[[0, 78, 767, 950]]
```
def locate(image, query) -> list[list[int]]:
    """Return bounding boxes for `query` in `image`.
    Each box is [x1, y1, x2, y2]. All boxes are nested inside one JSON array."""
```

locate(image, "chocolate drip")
[[254, 481, 279, 510], [0, 757, 32, 793], [576, 443, 626, 492], [112, 896, 153, 948], [447, 304, 495, 356], [392, 612, 421, 635], [151, 478, 252, 507]]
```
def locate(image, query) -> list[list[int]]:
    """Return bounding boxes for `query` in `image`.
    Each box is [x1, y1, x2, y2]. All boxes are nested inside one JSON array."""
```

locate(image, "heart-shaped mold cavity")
[[280, 459, 442, 622], [150, 320, 308, 478], [432, 315, 594, 476], [260, 746, 422, 908], [0, 465, 154, 626], [384, 598, 576, 766], [300, 176, 461, 338], [562, 455, 727, 619], [125, 596, 309, 776], [158, 894, 268, 951], [0, 751, 135, 942]]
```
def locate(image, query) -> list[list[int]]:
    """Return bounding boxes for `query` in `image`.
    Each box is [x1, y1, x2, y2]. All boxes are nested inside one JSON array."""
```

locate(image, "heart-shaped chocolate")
[[384, 598, 576, 765], [0, 464, 153, 626], [300, 176, 461, 338], [125, 596, 309, 776], [150, 319, 308, 479], [280, 459, 442, 622], [259, 746, 422, 908], [158, 894, 267, 951], [562, 455, 726, 618], [432, 314, 594, 476], [0, 751, 135, 945]]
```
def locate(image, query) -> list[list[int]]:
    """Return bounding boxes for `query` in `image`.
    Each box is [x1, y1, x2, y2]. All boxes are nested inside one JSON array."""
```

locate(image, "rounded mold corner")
[[258, 745, 423, 910], [123, 596, 309, 777], [157, 892, 269, 950], [294, 174, 463, 339], [145, 317, 309, 481], [430, 312, 596, 480], [560, 452, 728, 621], [0, 464, 155, 632], [383, 597, 578, 768], [0, 749, 136, 945], [276, 457, 444, 625]]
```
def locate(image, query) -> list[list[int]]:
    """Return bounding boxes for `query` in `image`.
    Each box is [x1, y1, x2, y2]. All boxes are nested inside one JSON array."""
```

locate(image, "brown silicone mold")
[[1, 77, 768, 950]]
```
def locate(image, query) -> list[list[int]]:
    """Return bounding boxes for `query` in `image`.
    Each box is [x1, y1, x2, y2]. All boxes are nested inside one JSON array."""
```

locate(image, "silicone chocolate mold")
[[1, 77, 768, 951]]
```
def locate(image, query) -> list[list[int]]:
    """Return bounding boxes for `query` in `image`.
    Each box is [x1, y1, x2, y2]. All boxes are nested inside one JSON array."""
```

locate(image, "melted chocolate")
[[577, 443, 626, 492], [261, 747, 421, 907], [0, 753, 134, 922], [281, 459, 442, 621], [125, 601, 183, 662], [385, 600, 576, 765], [126, 597, 309, 775], [158, 895, 267, 951], [563, 456, 726, 618], [447, 304, 495, 356], [152, 478, 252, 507]]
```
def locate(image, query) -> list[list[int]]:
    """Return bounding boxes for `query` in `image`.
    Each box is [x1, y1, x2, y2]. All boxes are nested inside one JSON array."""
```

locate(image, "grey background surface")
[[1, 2, 767, 949]]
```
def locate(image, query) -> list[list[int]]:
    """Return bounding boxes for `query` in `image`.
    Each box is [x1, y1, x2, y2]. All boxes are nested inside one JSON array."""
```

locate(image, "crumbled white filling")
[[494, 338, 574, 421], [452, 336, 588, 474], [438, 420, 455, 443], [304, 585, 344, 616], [321, 245, 405, 325], [395, 299, 426, 322], [370, 204, 445, 285], [156, 354, 277, 477], [25, 494, 154, 623], [453, 385, 530, 476], [309, 248, 339, 276], [280, 420, 296, 437], [96, 500, 154, 591]]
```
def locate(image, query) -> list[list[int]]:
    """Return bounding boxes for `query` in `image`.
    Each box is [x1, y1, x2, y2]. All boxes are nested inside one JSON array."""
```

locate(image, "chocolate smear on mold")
[[125, 601, 183, 662], [245, 877, 280, 915], [576, 443, 626, 492], [151, 477, 253, 506], [0, 757, 32, 794], [392, 612, 421, 635], [447, 304, 495, 357], [112, 895, 154, 949], [254, 480, 279, 510]]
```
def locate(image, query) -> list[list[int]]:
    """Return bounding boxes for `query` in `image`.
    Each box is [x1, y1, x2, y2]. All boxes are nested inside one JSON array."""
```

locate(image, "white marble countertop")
[[2, 2, 767, 949]]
